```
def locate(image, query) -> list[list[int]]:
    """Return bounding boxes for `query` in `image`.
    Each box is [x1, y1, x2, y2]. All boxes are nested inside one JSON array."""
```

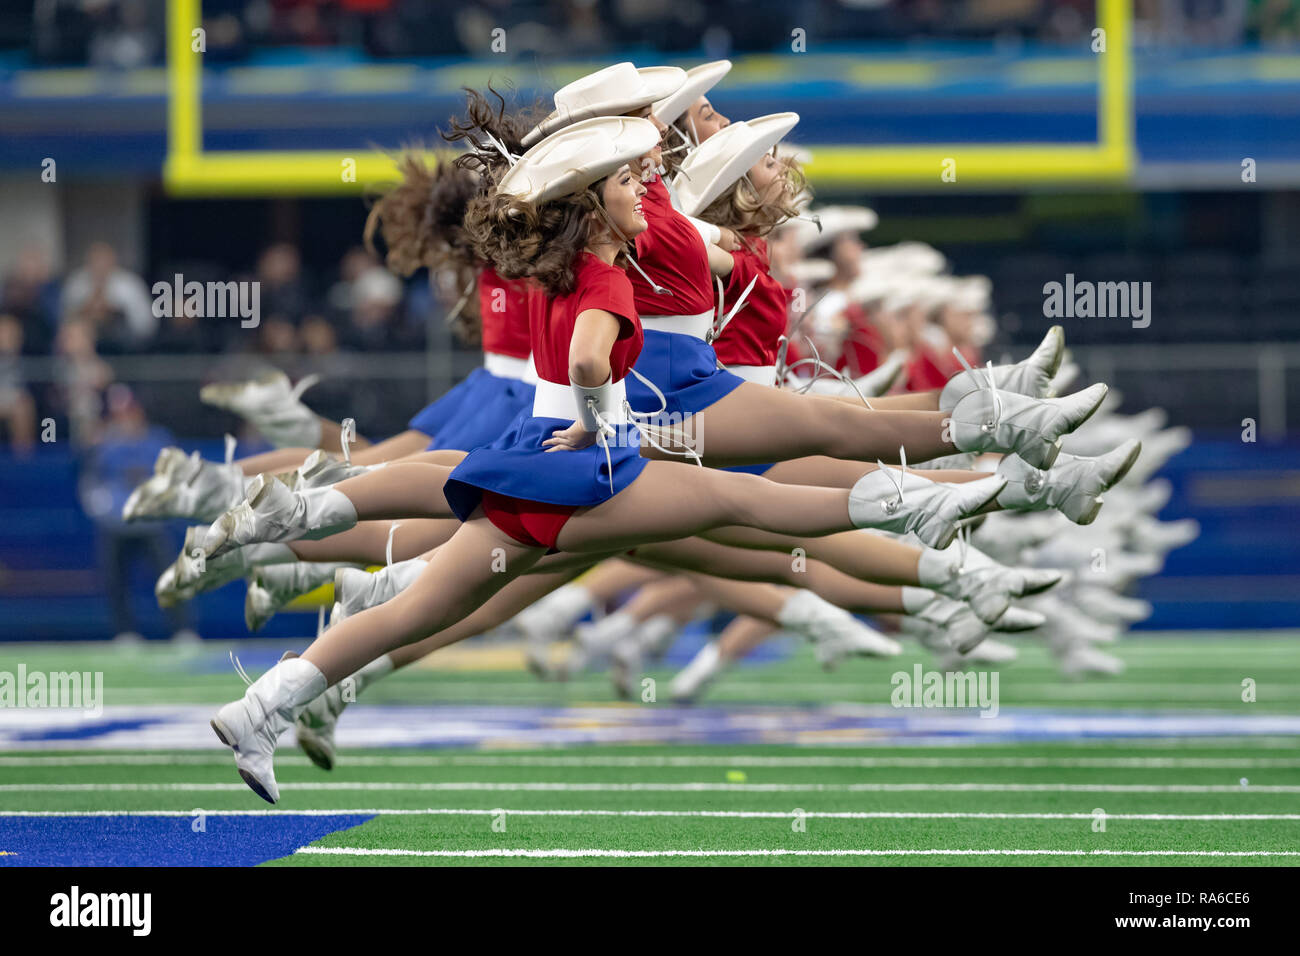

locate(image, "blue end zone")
[[0, 814, 374, 866]]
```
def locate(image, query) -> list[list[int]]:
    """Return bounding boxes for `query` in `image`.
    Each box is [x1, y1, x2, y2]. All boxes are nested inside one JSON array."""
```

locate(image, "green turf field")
[[2, 633, 1298, 866]]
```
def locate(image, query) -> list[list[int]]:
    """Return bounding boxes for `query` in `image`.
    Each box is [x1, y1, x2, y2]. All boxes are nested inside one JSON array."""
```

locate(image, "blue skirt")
[[444, 415, 650, 522], [407, 368, 536, 452], [625, 330, 745, 419]]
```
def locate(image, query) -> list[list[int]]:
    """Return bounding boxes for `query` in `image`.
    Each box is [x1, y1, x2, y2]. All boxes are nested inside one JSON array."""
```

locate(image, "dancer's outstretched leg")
[[212, 459, 1004, 801]]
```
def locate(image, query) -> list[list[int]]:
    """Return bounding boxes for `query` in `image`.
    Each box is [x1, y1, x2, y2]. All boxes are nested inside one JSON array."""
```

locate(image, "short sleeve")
[[579, 261, 639, 340]]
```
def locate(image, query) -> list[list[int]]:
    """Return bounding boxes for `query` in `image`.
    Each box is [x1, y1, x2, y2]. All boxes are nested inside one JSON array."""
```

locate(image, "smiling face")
[[685, 96, 729, 142], [598, 164, 649, 239]]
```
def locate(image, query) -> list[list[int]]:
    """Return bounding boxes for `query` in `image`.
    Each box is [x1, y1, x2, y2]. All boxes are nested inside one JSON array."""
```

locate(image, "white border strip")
[[2, 809, 1298, 821], [3, 782, 1298, 793], [4, 754, 1300, 769], [294, 846, 1300, 859]]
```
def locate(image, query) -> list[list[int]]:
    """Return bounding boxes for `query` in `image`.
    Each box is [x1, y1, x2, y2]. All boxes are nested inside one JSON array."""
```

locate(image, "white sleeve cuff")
[[686, 216, 721, 246]]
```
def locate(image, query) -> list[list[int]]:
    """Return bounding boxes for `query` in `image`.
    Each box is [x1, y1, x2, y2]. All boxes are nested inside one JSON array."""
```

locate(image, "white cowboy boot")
[[515, 583, 600, 678], [292, 654, 392, 772], [563, 611, 638, 678], [778, 590, 900, 669], [211, 654, 328, 803], [125, 450, 247, 522], [245, 561, 354, 631], [995, 438, 1142, 525], [1125, 516, 1199, 555], [203, 473, 357, 558], [898, 590, 991, 654], [939, 326, 1064, 412], [670, 642, 725, 703], [950, 382, 1109, 470], [1058, 643, 1126, 679], [917, 543, 1063, 626], [1069, 585, 1153, 626], [332, 559, 428, 623], [201, 371, 323, 448], [935, 636, 1020, 670], [286, 449, 374, 491], [849, 467, 1006, 550]]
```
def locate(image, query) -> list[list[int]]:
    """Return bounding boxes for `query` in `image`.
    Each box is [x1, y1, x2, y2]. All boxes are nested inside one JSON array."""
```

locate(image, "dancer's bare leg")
[[827, 391, 940, 411], [569, 559, 666, 602], [288, 519, 460, 564], [717, 615, 779, 661], [236, 430, 429, 476], [640, 382, 954, 467], [330, 462, 458, 519], [387, 568, 592, 668], [703, 525, 923, 586], [763, 456, 990, 489], [619, 576, 705, 622], [301, 461, 888, 681], [399, 450, 469, 467], [631, 537, 904, 613]]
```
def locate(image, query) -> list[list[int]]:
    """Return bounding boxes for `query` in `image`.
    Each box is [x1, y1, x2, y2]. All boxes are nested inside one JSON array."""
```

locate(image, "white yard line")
[[4, 754, 1300, 769], [293, 846, 1300, 859], [2, 808, 1298, 821], [3, 781, 1298, 793]]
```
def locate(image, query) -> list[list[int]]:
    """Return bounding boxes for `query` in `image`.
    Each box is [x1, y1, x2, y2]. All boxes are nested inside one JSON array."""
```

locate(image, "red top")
[[907, 343, 980, 392], [478, 267, 534, 359], [630, 175, 716, 318], [712, 238, 790, 367], [836, 303, 886, 376], [531, 252, 643, 386]]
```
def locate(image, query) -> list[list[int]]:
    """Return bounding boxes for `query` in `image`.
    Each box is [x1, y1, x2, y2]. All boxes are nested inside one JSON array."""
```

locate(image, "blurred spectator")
[[1, 245, 60, 354], [53, 318, 113, 446], [86, 0, 160, 69], [61, 241, 157, 352], [256, 242, 310, 323], [0, 315, 37, 456], [342, 264, 408, 349], [78, 383, 194, 641]]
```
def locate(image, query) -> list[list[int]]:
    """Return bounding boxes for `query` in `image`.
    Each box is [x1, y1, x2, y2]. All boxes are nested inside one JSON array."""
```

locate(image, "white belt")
[[532, 378, 630, 425], [483, 351, 536, 382], [640, 310, 713, 340], [725, 364, 777, 387]]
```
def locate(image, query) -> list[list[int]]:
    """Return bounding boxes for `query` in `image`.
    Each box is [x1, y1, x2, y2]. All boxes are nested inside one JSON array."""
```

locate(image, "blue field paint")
[[0, 814, 374, 866], [5, 704, 1300, 751]]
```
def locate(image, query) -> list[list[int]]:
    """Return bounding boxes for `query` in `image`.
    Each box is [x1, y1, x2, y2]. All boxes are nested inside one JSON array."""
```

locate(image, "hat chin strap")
[[480, 129, 519, 167], [593, 203, 673, 297]]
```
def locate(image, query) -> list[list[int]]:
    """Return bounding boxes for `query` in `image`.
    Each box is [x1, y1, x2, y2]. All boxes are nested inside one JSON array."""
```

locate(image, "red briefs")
[[480, 491, 577, 551]]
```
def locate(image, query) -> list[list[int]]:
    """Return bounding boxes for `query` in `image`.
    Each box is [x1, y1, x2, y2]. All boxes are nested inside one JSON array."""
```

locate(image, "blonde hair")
[[698, 153, 810, 241]]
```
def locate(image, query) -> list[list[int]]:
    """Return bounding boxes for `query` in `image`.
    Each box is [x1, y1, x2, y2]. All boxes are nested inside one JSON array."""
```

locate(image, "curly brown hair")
[[360, 88, 542, 343], [463, 183, 623, 297], [697, 153, 810, 246]]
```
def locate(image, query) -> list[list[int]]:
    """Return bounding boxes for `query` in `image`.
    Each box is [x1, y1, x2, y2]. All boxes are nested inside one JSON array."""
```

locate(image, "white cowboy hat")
[[522, 62, 686, 147], [671, 112, 800, 217], [953, 274, 993, 311], [787, 258, 834, 286], [882, 277, 940, 313], [847, 273, 893, 305], [653, 59, 732, 130], [799, 206, 878, 254], [497, 116, 661, 205], [863, 242, 946, 276]]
